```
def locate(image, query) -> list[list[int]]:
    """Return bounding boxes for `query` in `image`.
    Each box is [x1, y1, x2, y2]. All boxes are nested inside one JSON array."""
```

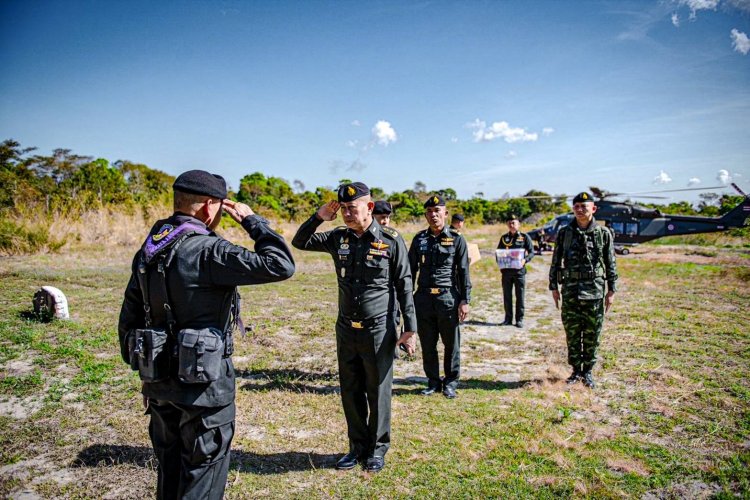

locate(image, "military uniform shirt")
[[408, 226, 472, 303], [292, 215, 418, 331], [548, 218, 618, 300]]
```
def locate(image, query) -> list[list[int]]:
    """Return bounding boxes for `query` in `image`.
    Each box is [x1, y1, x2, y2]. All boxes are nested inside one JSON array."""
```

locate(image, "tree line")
[[1, 138, 744, 243]]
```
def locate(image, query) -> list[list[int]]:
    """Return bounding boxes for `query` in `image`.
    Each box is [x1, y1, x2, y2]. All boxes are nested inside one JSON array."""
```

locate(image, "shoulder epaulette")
[[381, 226, 399, 239], [449, 228, 462, 237]]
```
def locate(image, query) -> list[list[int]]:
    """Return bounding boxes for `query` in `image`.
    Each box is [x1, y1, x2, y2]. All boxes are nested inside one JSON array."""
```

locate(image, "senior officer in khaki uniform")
[[549, 191, 618, 388], [408, 195, 472, 399], [119, 170, 295, 499], [497, 214, 535, 328], [292, 182, 417, 473]]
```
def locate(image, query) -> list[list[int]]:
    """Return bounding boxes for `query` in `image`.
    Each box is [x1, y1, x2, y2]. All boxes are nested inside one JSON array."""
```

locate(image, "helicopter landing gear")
[[615, 246, 630, 255]]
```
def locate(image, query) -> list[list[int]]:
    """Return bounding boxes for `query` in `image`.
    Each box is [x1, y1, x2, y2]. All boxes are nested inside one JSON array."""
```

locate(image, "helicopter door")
[[625, 222, 639, 236]]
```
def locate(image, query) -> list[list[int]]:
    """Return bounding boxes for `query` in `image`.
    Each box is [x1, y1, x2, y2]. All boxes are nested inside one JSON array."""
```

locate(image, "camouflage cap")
[[572, 191, 594, 204], [423, 194, 446, 208], [372, 200, 393, 215], [337, 182, 370, 202]]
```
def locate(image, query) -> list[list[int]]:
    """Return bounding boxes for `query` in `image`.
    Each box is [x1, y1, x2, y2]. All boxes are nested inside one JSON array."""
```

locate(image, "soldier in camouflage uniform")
[[548, 191, 617, 388]]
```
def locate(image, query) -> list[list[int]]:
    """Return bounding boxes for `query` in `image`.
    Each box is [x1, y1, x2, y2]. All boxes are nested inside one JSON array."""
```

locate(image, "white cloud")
[[688, 177, 701, 186], [730, 28, 750, 54], [542, 127, 555, 136], [466, 119, 538, 144], [450, 137, 459, 143], [653, 170, 673, 184], [672, 13, 680, 26], [680, 0, 719, 19], [346, 140, 358, 148], [505, 150, 518, 159], [717, 169, 732, 184], [372, 120, 398, 146], [351, 120, 361, 127]]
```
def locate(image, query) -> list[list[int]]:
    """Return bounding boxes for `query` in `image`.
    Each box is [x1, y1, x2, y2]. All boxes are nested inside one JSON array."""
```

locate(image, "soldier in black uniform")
[[118, 170, 295, 499], [292, 182, 417, 473], [372, 200, 393, 227], [408, 195, 472, 399], [497, 214, 535, 328]]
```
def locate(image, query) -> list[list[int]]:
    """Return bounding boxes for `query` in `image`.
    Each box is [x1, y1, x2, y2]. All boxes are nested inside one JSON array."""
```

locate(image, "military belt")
[[560, 269, 603, 281], [418, 287, 449, 296], [340, 314, 387, 330]]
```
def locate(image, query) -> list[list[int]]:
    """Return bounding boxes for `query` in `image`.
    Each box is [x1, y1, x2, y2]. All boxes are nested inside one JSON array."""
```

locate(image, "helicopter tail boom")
[[720, 195, 750, 228]]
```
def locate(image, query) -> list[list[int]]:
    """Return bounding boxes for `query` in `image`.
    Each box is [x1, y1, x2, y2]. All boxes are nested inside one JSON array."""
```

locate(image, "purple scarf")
[[143, 221, 210, 263]]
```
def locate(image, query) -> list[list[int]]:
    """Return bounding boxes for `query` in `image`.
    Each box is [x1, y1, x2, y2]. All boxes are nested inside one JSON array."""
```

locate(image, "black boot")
[[582, 371, 595, 388], [566, 370, 581, 384]]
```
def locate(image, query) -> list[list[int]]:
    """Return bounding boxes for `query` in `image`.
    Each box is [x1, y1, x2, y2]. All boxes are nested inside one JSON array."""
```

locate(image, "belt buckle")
[[350, 320, 363, 329], [430, 288, 440, 295]]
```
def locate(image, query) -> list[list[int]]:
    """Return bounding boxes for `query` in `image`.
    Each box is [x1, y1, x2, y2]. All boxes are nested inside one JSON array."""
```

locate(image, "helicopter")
[[526, 183, 750, 255]]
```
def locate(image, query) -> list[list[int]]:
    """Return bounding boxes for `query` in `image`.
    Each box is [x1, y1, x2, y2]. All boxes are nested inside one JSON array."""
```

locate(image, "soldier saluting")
[[549, 191, 618, 388], [408, 195, 472, 399], [292, 182, 417, 473], [119, 170, 295, 499]]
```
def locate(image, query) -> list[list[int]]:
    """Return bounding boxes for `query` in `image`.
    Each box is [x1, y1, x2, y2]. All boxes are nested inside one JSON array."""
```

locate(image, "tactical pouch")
[[177, 327, 225, 384], [131, 328, 170, 382]]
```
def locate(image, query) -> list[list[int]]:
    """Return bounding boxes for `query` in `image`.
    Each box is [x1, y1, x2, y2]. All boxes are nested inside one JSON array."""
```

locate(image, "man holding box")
[[496, 214, 534, 328]]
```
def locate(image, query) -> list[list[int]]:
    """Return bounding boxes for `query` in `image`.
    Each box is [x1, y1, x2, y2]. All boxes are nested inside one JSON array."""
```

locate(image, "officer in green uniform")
[[292, 182, 417, 473], [372, 200, 393, 227], [549, 191, 618, 388], [497, 214, 534, 328], [119, 170, 295, 499], [408, 195, 472, 399]]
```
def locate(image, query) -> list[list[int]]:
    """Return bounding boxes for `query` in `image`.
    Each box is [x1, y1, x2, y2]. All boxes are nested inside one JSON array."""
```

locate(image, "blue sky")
[[1, 0, 749, 202]]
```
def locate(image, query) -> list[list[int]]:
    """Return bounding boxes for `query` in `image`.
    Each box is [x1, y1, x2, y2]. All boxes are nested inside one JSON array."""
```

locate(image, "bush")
[[0, 219, 65, 255]]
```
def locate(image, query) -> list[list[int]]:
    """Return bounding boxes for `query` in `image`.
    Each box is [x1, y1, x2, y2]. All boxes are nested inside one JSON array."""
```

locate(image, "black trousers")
[[414, 290, 460, 390], [148, 399, 235, 500], [336, 314, 397, 458], [501, 270, 526, 322]]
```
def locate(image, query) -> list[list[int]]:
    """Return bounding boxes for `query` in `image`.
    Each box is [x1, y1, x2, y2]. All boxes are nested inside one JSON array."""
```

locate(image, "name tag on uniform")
[[338, 249, 350, 255]]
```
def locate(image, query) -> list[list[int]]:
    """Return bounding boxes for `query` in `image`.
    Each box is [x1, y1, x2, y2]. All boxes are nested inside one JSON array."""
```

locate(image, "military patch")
[[371, 241, 389, 250], [337, 249, 350, 255], [368, 248, 389, 257], [340, 243, 349, 249], [152, 224, 174, 242], [347, 186, 356, 196], [440, 237, 454, 246], [366, 255, 374, 260]]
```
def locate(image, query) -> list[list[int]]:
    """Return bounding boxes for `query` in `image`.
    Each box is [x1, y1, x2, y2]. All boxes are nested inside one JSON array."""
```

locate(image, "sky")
[[1, 0, 749, 203]]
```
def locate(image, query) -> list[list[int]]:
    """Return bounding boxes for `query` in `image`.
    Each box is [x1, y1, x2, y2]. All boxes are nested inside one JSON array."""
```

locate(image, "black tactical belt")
[[418, 287, 449, 295], [340, 314, 387, 329], [561, 269, 602, 280]]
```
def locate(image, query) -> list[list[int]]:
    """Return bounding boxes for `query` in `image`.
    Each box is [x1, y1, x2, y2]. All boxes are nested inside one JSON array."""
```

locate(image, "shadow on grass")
[[391, 376, 543, 394], [19, 309, 53, 323], [73, 444, 339, 474], [237, 368, 339, 394], [461, 319, 505, 327]]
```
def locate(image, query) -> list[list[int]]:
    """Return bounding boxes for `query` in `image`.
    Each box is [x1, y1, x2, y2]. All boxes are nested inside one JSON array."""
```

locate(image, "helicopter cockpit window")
[[625, 222, 638, 236], [611, 222, 624, 235]]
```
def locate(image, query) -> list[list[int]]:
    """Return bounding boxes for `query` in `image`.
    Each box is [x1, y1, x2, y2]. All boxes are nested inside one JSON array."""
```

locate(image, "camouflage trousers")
[[561, 295, 604, 372]]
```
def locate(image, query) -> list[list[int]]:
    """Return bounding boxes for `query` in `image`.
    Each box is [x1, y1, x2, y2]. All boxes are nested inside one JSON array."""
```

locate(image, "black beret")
[[451, 213, 465, 222], [173, 170, 227, 199], [423, 194, 446, 208], [506, 214, 519, 222], [572, 191, 594, 204], [337, 182, 370, 202], [373, 200, 392, 215]]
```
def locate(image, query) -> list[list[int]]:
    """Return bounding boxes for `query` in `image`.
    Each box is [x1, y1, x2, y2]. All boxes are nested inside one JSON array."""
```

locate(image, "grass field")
[[0, 224, 748, 499]]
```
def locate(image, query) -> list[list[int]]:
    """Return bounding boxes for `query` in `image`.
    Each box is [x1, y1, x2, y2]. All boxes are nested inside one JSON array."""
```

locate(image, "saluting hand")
[[223, 199, 255, 223], [317, 201, 340, 221]]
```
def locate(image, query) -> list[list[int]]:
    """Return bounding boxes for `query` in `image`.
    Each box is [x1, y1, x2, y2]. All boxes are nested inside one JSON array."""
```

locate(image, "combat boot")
[[565, 370, 581, 384], [582, 371, 595, 389]]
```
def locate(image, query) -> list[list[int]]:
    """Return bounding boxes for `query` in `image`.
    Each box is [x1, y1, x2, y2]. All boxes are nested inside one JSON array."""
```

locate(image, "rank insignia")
[[368, 248, 389, 257], [371, 241, 389, 250], [347, 186, 356, 196]]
